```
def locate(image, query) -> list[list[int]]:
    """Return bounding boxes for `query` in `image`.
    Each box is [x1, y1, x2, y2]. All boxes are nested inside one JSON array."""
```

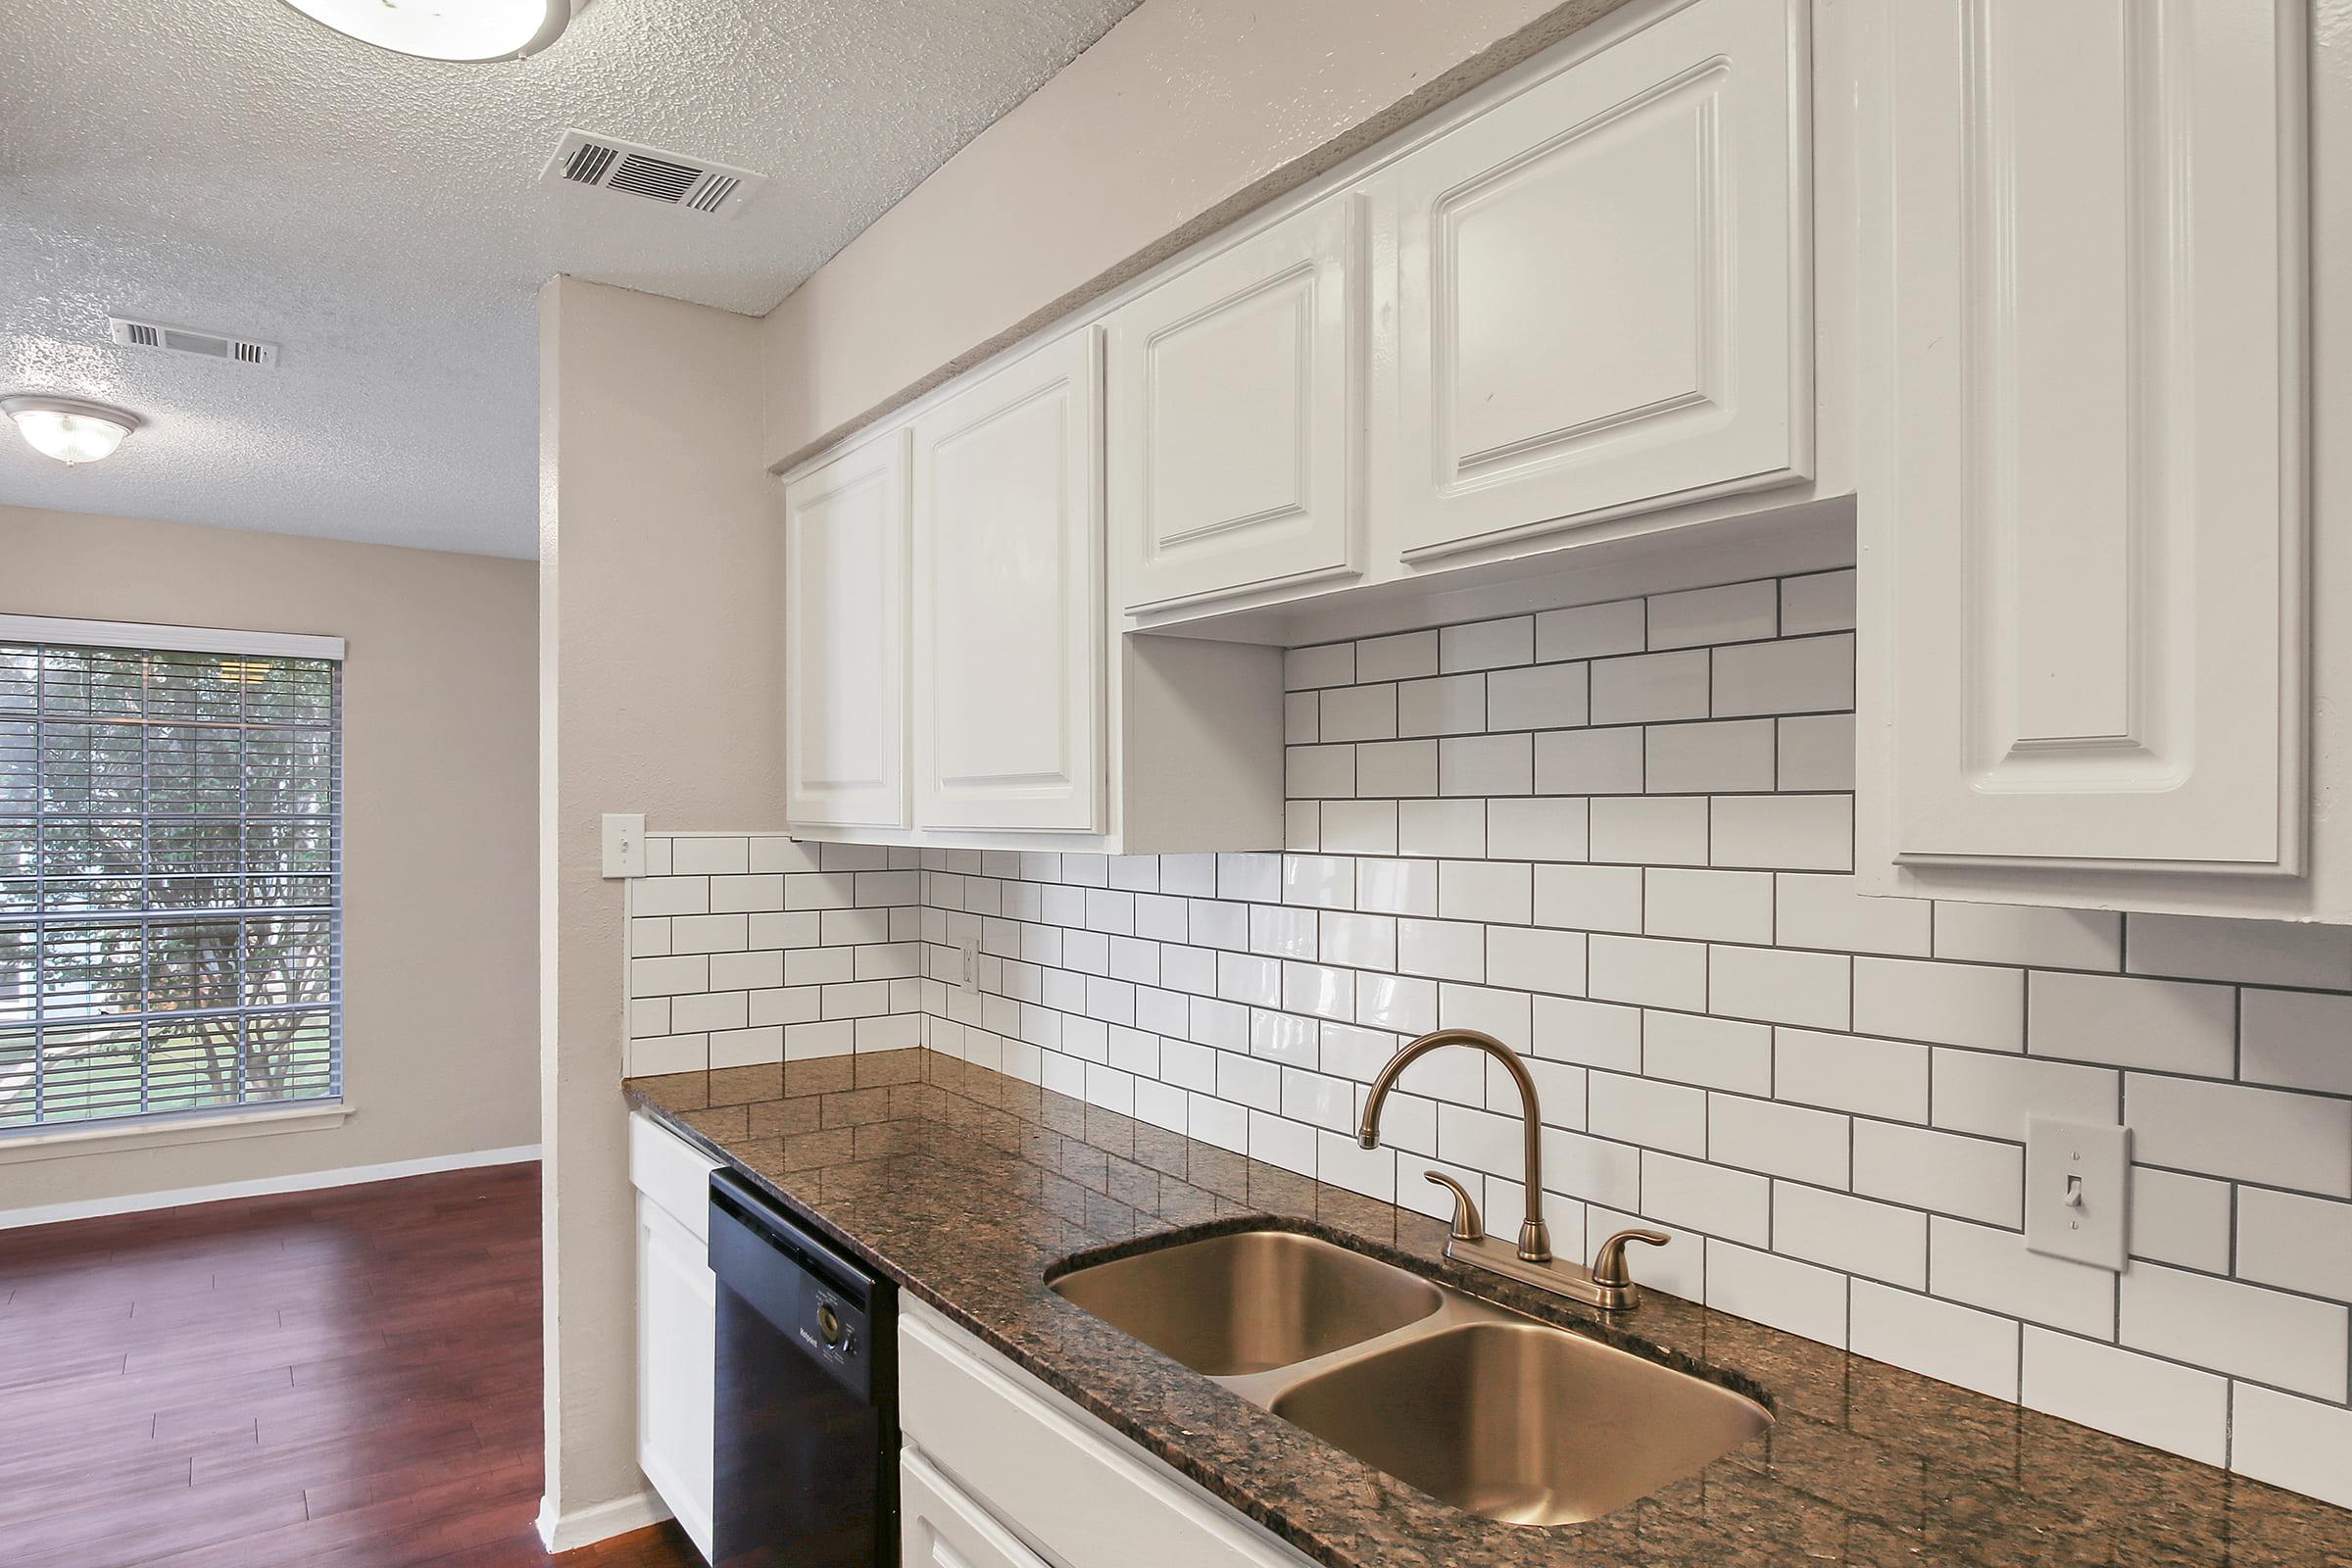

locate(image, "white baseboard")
[[535, 1485, 674, 1552], [0, 1143, 543, 1231]]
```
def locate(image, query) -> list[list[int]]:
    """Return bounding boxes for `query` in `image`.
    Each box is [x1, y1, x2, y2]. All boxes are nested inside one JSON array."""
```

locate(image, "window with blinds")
[[0, 619, 343, 1133]]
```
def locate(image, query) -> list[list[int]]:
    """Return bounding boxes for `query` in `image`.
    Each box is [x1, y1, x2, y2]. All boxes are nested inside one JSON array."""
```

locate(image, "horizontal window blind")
[[0, 631, 343, 1132]]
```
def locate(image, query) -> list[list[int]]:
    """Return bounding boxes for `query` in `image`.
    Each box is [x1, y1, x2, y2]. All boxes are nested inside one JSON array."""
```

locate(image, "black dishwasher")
[[708, 1169, 897, 1568]]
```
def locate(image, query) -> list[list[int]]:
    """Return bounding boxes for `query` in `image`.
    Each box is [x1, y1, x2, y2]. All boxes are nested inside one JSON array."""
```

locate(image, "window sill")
[[0, 1102, 354, 1165]]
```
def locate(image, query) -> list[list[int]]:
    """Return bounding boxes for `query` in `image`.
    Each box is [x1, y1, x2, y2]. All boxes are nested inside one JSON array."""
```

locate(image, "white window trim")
[[0, 1100, 355, 1164], [0, 614, 345, 663]]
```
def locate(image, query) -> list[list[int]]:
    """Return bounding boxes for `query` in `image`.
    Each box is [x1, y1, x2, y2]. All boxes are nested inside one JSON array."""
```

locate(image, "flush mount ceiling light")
[[279, 0, 582, 62], [2, 396, 143, 466]]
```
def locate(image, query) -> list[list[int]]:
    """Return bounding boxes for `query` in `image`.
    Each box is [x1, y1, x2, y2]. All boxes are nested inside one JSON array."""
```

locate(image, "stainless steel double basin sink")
[[1048, 1225, 1770, 1527]]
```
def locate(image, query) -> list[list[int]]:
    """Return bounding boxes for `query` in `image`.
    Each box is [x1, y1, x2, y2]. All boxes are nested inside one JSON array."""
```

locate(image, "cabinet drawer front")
[[1109, 198, 1363, 613], [911, 331, 1105, 832], [899, 1307, 1308, 1568], [1385, 0, 1809, 560], [1876, 0, 2305, 872], [902, 1449, 1052, 1568], [783, 430, 911, 830], [629, 1111, 720, 1241]]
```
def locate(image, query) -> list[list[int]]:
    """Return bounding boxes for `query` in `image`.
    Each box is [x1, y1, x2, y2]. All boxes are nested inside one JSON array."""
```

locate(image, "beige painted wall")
[[759, 0, 1632, 467], [538, 276, 774, 1531], [0, 503, 538, 1213]]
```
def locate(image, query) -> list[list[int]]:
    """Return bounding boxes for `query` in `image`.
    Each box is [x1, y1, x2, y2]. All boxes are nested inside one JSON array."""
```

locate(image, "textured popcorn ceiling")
[[0, 0, 1140, 558]]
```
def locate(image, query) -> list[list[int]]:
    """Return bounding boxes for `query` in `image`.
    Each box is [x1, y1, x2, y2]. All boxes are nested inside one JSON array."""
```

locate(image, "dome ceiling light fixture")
[[2, 395, 144, 466], [278, 0, 584, 63]]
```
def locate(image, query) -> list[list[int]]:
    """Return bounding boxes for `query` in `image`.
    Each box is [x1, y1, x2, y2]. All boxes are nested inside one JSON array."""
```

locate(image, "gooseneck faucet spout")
[[1358, 1027, 1550, 1264]]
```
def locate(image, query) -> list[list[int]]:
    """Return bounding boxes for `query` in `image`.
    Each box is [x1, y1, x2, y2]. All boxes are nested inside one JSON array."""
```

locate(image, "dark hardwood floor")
[[0, 1162, 704, 1568]]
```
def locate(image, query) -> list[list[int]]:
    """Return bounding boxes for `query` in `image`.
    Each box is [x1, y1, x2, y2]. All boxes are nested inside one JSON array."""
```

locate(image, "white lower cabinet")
[[630, 1114, 718, 1560], [902, 1449, 1052, 1568], [898, 1301, 1315, 1568]]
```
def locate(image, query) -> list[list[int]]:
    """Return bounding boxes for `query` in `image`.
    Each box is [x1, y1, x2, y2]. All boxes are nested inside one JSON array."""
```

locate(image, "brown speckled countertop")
[[626, 1050, 2352, 1568]]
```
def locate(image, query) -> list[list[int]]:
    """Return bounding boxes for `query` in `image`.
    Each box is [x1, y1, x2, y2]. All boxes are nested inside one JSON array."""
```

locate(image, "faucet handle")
[[1422, 1171, 1485, 1244], [1590, 1228, 1670, 1289]]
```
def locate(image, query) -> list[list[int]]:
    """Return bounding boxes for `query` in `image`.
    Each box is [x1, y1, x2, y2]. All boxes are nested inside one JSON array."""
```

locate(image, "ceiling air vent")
[[542, 129, 765, 220], [108, 317, 278, 368]]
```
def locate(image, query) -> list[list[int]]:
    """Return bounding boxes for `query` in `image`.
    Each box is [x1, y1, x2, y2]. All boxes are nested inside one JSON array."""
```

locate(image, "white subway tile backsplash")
[[1708, 1093, 1848, 1187], [1774, 713, 1855, 792], [2236, 1187, 2352, 1301], [2126, 1167, 2232, 1273], [1852, 957, 2024, 1053], [1642, 1152, 1771, 1245], [2127, 1074, 2352, 1198], [1284, 642, 1353, 691], [1440, 733, 1532, 797], [1774, 1186, 1926, 1290], [1711, 633, 1854, 716], [2127, 913, 2352, 990], [1590, 650, 1709, 725], [1935, 902, 2122, 972], [1648, 580, 1777, 651], [1704, 1241, 1848, 1346], [1486, 798, 1590, 862], [1849, 1282, 2019, 1399], [1643, 867, 1773, 945], [625, 579, 2352, 1512], [1644, 718, 1775, 795], [1590, 1071, 1707, 1156], [1356, 629, 1439, 683], [1591, 796, 1709, 867], [1708, 945, 1850, 1031], [1535, 598, 1646, 662], [1930, 1050, 2116, 1140], [1642, 1011, 1772, 1096], [1774, 1028, 1928, 1122], [1931, 1218, 2115, 1338], [1440, 616, 1534, 673], [1854, 1121, 2022, 1227], [2231, 1386, 2352, 1509], [2021, 1330, 2228, 1468], [1775, 874, 1932, 957], [1709, 794, 1853, 872], [2121, 1263, 2348, 1400], [1778, 569, 1856, 636], [1534, 863, 1644, 934], [2240, 987, 2352, 1096], [1534, 726, 1645, 795], [1486, 662, 1588, 730], [1589, 935, 1707, 1010], [2027, 971, 2236, 1076]]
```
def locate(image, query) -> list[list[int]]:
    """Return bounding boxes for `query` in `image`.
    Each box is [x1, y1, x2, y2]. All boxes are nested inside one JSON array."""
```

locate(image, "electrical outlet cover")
[[2025, 1116, 2131, 1270]]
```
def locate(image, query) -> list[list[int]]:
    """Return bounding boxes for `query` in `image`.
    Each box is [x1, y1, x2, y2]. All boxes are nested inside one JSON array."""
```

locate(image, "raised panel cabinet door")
[[782, 430, 910, 829], [1877, 0, 2306, 871], [901, 1449, 1053, 1568], [912, 330, 1104, 832], [1108, 197, 1363, 612], [1384, 0, 1809, 561], [636, 1195, 716, 1560]]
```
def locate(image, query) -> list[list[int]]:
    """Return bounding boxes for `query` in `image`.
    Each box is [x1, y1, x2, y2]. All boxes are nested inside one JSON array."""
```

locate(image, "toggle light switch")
[[2026, 1117, 2130, 1270]]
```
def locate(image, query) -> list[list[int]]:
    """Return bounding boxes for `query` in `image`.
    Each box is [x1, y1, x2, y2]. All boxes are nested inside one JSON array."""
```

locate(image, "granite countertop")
[[625, 1049, 2352, 1568]]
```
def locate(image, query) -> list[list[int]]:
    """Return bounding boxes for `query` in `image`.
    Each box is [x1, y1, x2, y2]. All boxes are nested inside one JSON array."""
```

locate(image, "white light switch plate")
[[957, 938, 981, 997], [601, 812, 646, 879], [2025, 1116, 2130, 1270]]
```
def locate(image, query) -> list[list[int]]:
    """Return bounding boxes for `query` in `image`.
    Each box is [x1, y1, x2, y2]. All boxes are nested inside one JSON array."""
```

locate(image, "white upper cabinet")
[[1860, 0, 2313, 903], [911, 331, 1106, 833], [781, 432, 909, 829], [1107, 198, 1364, 612], [1380, 0, 1810, 564]]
